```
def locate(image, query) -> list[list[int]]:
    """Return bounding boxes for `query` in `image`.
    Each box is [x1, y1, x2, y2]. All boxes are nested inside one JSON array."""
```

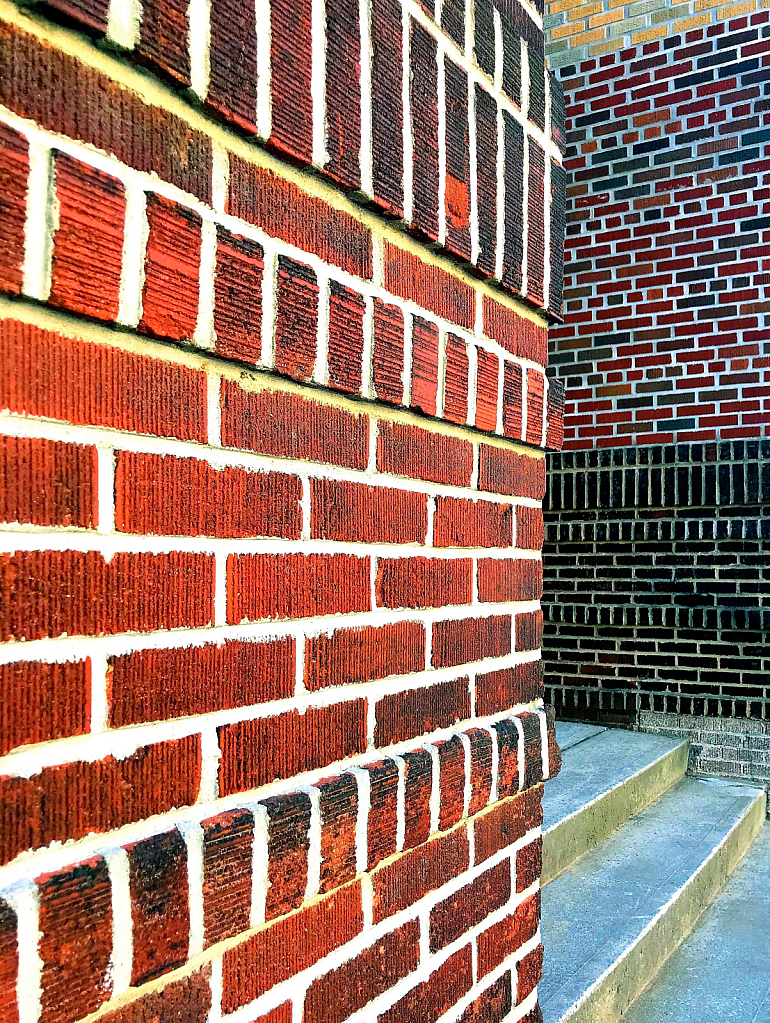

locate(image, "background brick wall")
[[0, 1, 565, 1021]]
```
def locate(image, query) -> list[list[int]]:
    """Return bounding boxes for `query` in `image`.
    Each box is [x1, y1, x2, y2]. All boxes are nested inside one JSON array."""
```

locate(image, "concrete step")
[[622, 821, 770, 1023], [542, 723, 689, 884], [540, 775, 765, 1023]]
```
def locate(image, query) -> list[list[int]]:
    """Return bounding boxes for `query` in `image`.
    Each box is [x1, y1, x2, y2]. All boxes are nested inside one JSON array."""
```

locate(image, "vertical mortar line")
[[106, 0, 141, 49], [493, 8, 503, 92], [96, 446, 116, 537], [179, 821, 205, 957], [541, 374, 549, 449], [117, 178, 148, 328], [426, 494, 436, 548], [368, 416, 378, 475], [10, 880, 42, 1023], [496, 357, 505, 435], [188, 0, 212, 101], [395, 754, 406, 852], [487, 723, 499, 804], [208, 958, 224, 1023], [211, 141, 230, 214], [311, 0, 328, 169], [295, 627, 307, 695], [467, 343, 478, 430], [403, 310, 414, 407], [436, 328, 447, 418], [199, 727, 221, 803], [301, 473, 312, 541], [349, 766, 372, 876], [89, 649, 110, 734], [361, 293, 375, 400], [214, 550, 227, 627], [194, 218, 218, 350], [494, 101, 505, 282], [207, 373, 222, 448], [313, 272, 330, 386], [22, 140, 54, 303], [464, 0, 474, 59], [426, 743, 440, 836], [536, 706, 550, 779], [521, 362, 529, 443], [512, 715, 525, 791], [255, 0, 272, 140], [303, 785, 322, 901], [104, 847, 133, 995], [260, 249, 278, 369], [522, 131, 530, 302], [371, 234, 385, 287], [437, 46, 448, 248], [359, 0, 374, 197], [248, 802, 270, 928], [469, 671, 477, 719], [469, 73, 480, 266], [402, 3, 414, 223]]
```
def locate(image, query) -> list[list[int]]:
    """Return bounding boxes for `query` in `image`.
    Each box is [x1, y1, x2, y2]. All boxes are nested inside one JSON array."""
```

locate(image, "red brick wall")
[[0, 2, 564, 1022]]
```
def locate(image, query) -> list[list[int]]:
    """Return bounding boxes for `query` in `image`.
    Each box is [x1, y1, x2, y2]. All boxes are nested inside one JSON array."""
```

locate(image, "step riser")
[[556, 788, 767, 1023], [542, 741, 689, 886]]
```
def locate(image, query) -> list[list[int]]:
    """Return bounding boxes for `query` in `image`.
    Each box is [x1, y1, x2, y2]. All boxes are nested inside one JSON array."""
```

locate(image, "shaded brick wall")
[[0, 1, 565, 1022]]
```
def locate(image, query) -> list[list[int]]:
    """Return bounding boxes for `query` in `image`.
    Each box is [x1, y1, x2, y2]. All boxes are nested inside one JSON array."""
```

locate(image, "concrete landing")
[[623, 822, 770, 1023], [540, 776, 765, 1023]]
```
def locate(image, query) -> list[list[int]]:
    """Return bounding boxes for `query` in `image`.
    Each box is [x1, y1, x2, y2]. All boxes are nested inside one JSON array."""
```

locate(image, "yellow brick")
[[589, 36, 626, 53], [572, 25, 607, 43], [552, 21, 584, 39], [674, 12, 711, 28], [695, 0, 723, 12], [608, 0, 628, 9], [569, 2, 602, 19], [589, 8, 624, 26], [717, 0, 757, 17], [550, 0, 588, 14], [632, 24, 669, 40]]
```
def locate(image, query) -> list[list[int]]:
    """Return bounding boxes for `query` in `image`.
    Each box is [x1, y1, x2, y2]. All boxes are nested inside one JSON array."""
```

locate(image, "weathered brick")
[[274, 255, 318, 383], [410, 21, 439, 241], [371, 0, 404, 216], [379, 944, 473, 1023], [328, 281, 365, 393], [372, 299, 405, 405], [372, 828, 469, 922], [477, 892, 541, 977], [495, 718, 520, 799], [521, 712, 545, 790], [0, 123, 28, 295], [201, 809, 253, 946], [228, 552, 370, 622], [517, 837, 543, 893], [377, 420, 474, 487], [264, 793, 311, 920], [527, 141, 546, 309], [41, 0, 109, 35], [376, 557, 473, 609], [0, 660, 89, 757], [503, 362, 523, 440], [218, 701, 367, 793], [139, 194, 201, 342], [97, 968, 212, 1023], [411, 316, 440, 417], [516, 506, 544, 551], [325, 0, 361, 189], [214, 227, 263, 364], [429, 860, 511, 951], [433, 497, 513, 548], [444, 59, 472, 262], [478, 558, 543, 603], [0, 436, 96, 529], [207, 0, 257, 133], [269, 0, 312, 163], [222, 882, 363, 1010], [221, 382, 368, 470], [435, 735, 465, 831], [501, 113, 524, 295], [109, 638, 294, 726], [444, 333, 469, 425], [403, 748, 433, 850], [457, 973, 512, 1023], [311, 478, 427, 544], [432, 617, 512, 668], [127, 830, 189, 986], [136, 0, 190, 86], [474, 786, 543, 865], [515, 610, 544, 652], [478, 446, 546, 500], [383, 244, 474, 329], [305, 621, 425, 690], [526, 369, 545, 447], [475, 85, 498, 278], [466, 727, 494, 815], [476, 660, 543, 716], [375, 677, 471, 745], [483, 297, 547, 366], [38, 858, 112, 1023], [476, 349, 499, 433], [517, 944, 544, 1003], [363, 759, 400, 870], [318, 774, 358, 893]]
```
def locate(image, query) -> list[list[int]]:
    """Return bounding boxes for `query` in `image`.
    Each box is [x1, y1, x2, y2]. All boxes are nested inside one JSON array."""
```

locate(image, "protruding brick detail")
[[515, 610, 544, 653], [318, 774, 358, 893], [444, 59, 471, 262], [214, 227, 263, 364], [305, 622, 425, 691], [0, 436, 97, 530], [411, 317, 440, 418], [475, 349, 499, 433], [403, 748, 433, 850], [475, 86, 498, 278], [444, 334, 469, 426], [201, 809, 254, 947], [372, 299, 405, 405], [372, 828, 469, 922], [503, 363, 523, 440], [328, 282, 365, 393], [483, 298, 547, 367], [466, 727, 494, 816], [375, 677, 471, 745], [477, 892, 540, 978], [274, 255, 318, 383], [379, 944, 474, 1023], [139, 194, 201, 343], [436, 735, 465, 831], [0, 122, 28, 296], [364, 759, 400, 870], [377, 421, 474, 487], [526, 370, 544, 447], [517, 837, 542, 894], [429, 860, 511, 951], [474, 786, 543, 865], [324, 0, 361, 190], [494, 719, 520, 800], [97, 969, 212, 1023], [0, 660, 90, 756], [264, 793, 311, 920], [136, 0, 190, 87], [516, 506, 544, 552]]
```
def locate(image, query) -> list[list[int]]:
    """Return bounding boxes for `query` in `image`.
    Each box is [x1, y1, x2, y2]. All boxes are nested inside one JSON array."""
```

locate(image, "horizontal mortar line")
[[0, 700, 546, 885], [0, 412, 544, 507], [0, 296, 550, 462]]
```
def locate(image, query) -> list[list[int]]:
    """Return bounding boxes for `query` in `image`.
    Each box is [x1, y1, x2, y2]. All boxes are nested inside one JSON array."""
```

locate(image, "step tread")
[[622, 822, 770, 1023], [543, 725, 685, 834], [540, 776, 762, 1023]]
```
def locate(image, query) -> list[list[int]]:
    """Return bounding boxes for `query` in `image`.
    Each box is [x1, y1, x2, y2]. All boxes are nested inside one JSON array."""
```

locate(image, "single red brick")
[[221, 381, 368, 469], [429, 860, 511, 952], [218, 701, 367, 794], [228, 156, 372, 278], [0, 550, 213, 642], [378, 944, 473, 1023], [476, 660, 543, 717], [0, 321, 206, 441], [527, 142, 545, 309], [305, 621, 425, 691], [495, 718, 520, 799], [444, 59, 471, 262], [521, 712, 545, 790], [475, 85, 498, 280], [0, 736, 201, 865], [264, 792, 311, 920], [114, 451, 302, 539], [202, 809, 253, 947], [328, 281, 365, 392], [0, 436, 97, 529], [478, 446, 546, 500], [409, 20, 439, 243], [546, 380, 565, 452], [434, 497, 513, 548], [474, 786, 543, 865], [403, 748, 433, 851], [382, 244, 474, 330], [0, 899, 16, 1023], [465, 728, 493, 816], [38, 858, 112, 1023], [478, 558, 543, 604], [325, 0, 361, 190], [140, 193, 201, 342], [274, 255, 318, 383], [441, 0, 465, 45], [376, 557, 473, 609], [526, 370, 545, 446], [318, 774, 358, 893], [503, 363, 523, 439], [377, 420, 473, 487], [207, 0, 257, 133], [49, 153, 124, 322], [372, 828, 469, 922], [228, 552, 370, 622], [371, 0, 404, 216], [304, 921, 420, 1023], [269, 0, 312, 163], [0, 23, 212, 200], [517, 944, 543, 1003], [136, 0, 190, 86], [363, 759, 399, 870], [516, 610, 544, 652], [97, 968, 212, 1023], [458, 972, 512, 1023], [128, 830, 189, 986], [222, 882, 363, 1010], [435, 735, 465, 831], [516, 506, 544, 552], [482, 296, 547, 366], [432, 617, 511, 669], [517, 838, 543, 894], [411, 317, 439, 417], [0, 660, 89, 756], [0, 123, 28, 295], [444, 334, 469, 425], [476, 349, 499, 433], [477, 892, 540, 978], [372, 299, 404, 405], [40, 0, 109, 35], [311, 478, 427, 545], [376, 678, 471, 746], [109, 638, 295, 727], [214, 226, 263, 364]]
